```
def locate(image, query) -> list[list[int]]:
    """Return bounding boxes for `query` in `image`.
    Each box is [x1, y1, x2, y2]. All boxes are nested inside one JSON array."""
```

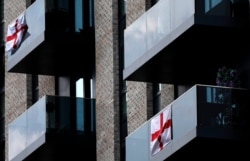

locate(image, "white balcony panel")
[[171, 0, 195, 31], [172, 85, 197, 141], [124, 0, 195, 79], [146, 0, 171, 50], [124, 14, 147, 69], [126, 85, 197, 161], [7, 0, 45, 72], [8, 96, 46, 161], [126, 123, 150, 161], [8, 112, 27, 161], [26, 97, 46, 158]]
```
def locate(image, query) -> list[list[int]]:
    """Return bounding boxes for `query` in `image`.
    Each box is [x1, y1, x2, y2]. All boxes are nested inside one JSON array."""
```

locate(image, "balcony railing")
[[123, 0, 195, 79], [8, 95, 96, 161], [6, 0, 95, 77], [126, 85, 250, 161], [123, 0, 249, 85]]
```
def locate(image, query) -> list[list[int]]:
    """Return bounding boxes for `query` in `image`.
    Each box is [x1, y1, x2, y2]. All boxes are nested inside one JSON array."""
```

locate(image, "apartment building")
[[0, 0, 249, 161]]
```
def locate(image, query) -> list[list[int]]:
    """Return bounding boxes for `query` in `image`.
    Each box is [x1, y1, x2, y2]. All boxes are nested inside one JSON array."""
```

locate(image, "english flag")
[[5, 12, 28, 54], [150, 105, 172, 156]]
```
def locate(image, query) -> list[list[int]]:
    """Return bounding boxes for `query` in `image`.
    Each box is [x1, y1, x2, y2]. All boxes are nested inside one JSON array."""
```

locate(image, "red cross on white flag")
[[5, 12, 28, 54], [150, 105, 172, 156]]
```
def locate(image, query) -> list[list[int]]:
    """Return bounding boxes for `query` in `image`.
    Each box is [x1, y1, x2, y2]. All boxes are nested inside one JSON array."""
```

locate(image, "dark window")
[[75, 77, 94, 133], [45, 0, 94, 33]]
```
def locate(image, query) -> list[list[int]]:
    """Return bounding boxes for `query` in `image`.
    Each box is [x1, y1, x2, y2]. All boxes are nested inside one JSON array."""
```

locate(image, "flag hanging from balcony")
[[5, 12, 28, 54], [150, 105, 172, 156]]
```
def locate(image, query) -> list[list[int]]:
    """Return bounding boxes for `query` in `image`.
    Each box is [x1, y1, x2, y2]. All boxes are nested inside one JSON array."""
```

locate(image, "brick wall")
[[126, 0, 147, 26], [160, 84, 174, 109], [38, 75, 55, 98], [95, 0, 120, 160], [126, 81, 149, 134]]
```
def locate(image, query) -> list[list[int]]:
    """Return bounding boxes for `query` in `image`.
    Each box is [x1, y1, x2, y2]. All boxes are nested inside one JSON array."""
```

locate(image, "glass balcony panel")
[[8, 112, 27, 161], [26, 98, 46, 147], [197, 86, 250, 140], [171, 0, 195, 31], [8, 95, 96, 161], [126, 123, 150, 161], [9, 96, 46, 161], [6, 0, 45, 72], [126, 85, 197, 161], [126, 85, 249, 161], [171, 86, 197, 141], [124, 0, 195, 72], [146, 0, 171, 50], [124, 14, 147, 68]]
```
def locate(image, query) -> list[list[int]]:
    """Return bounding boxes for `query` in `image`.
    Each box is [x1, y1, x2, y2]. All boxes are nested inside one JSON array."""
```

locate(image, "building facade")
[[1, 0, 174, 161], [0, 0, 249, 161]]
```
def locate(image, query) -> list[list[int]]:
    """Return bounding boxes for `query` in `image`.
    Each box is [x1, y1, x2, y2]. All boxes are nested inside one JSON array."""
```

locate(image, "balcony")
[[8, 95, 96, 161], [123, 0, 249, 85], [6, 0, 95, 77], [126, 85, 250, 161]]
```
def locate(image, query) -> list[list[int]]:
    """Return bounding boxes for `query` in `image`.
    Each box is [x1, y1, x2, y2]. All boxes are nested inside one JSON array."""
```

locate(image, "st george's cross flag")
[[150, 105, 172, 156], [5, 12, 28, 54]]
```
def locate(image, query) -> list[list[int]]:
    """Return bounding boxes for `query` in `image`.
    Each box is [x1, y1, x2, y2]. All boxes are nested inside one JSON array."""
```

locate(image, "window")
[[75, 0, 94, 32], [75, 77, 95, 133], [76, 78, 84, 98], [74, 0, 83, 32], [46, 0, 94, 32], [205, 0, 222, 13]]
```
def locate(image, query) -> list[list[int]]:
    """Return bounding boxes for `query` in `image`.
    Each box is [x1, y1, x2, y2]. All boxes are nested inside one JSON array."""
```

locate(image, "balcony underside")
[[124, 24, 249, 85], [8, 31, 95, 77]]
